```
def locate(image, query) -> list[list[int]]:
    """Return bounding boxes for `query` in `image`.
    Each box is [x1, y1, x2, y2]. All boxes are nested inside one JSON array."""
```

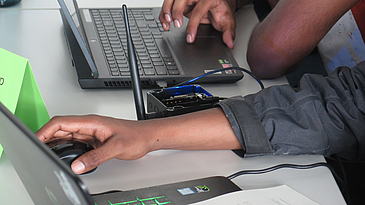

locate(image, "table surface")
[[0, 1, 346, 204]]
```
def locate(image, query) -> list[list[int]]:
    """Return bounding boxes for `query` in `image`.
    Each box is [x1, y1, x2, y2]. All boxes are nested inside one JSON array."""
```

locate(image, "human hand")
[[36, 115, 157, 174], [36, 108, 241, 174], [159, 0, 237, 49]]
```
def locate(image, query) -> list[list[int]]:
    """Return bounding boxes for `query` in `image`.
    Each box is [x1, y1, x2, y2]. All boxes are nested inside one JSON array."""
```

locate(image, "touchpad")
[[170, 37, 228, 74]]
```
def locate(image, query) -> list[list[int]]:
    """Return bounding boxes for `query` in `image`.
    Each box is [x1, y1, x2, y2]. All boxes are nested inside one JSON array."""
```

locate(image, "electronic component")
[[147, 85, 220, 118]]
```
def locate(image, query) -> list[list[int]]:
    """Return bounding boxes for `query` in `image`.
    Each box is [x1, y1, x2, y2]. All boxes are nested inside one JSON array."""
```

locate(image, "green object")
[[0, 145, 2, 158], [0, 48, 50, 158]]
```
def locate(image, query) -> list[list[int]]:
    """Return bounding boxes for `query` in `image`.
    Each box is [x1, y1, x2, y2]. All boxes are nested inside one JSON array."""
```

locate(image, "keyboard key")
[[155, 66, 167, 75], [118, 63, 128, 68], [120, 71, 130, 76], [150, 54, 160, 58], [165, 61, 176, 66], [116, 59, 127, 64], [140, 60, 151, 64], [144, 69, 155, 75], [168, 69, 180, 75], [111, 71, 119, 76], [142, 200, 158, 205], [136, 20, 148, 28], [155, 39, 172, 57], [139, 57, 149, 61], [139, 28, 149, 32], [167, 66, 178, 70], [147, 22, 158, 28], [144, 14, 155, 21], [151, 57, 162, 62], [118, 64, 128, 69], [110, 67, 118, 72], [119, 67, 129, 72], [156, 196, 171, 203], [153, 61, 164, 66], [114, 52, 124, 56], [148, 50, 159, 54]]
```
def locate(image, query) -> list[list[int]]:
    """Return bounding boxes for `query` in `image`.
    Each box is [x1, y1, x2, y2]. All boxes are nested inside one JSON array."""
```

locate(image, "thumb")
[[71, 148, 108, 174]]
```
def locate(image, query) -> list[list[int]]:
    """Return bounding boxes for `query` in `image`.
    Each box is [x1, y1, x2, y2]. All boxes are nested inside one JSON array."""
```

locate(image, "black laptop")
[[58, 0, 243, 89], [0, 102, 241, 204]]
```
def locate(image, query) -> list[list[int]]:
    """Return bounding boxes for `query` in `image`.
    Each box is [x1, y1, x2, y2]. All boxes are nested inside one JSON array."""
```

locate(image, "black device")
[[50, 140, 97, 174], [57, 0, 243, 89], [147, 85, 220, 118], [0, 0, 21, 7]]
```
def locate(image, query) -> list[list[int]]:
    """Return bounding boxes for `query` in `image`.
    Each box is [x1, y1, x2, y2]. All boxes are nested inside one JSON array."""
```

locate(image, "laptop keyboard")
[[90, 9, 180, 77], [94, 193, 173, 205]]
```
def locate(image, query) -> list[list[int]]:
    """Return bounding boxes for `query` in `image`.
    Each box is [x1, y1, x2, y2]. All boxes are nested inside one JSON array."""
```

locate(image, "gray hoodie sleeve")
[[217, 61, 365, 160]]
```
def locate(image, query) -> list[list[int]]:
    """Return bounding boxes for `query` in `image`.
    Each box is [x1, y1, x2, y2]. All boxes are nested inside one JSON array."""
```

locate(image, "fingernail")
[[187, 34, 193, 43], [72, 161, 85, 174], [162, 23, 169, 31], [165, 13, 172, 22], [174, 19, 181, 28], [227, 41, 234, 49]]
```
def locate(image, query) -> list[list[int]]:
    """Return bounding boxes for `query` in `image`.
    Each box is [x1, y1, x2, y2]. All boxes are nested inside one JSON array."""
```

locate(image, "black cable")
[[227, 162, 332, 180], [227, 162, 346, 196], [175, 67, 265, 90]]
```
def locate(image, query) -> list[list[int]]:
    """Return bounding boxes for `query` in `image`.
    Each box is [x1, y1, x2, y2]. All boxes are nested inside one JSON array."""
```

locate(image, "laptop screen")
[[58, 0, 99, 78], [0, 102, 93, 205], [63, 0, 87, 49]]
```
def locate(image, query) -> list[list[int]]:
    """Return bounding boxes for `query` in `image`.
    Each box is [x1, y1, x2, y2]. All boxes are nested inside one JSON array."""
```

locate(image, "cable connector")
[[156, 81, 167, 88]]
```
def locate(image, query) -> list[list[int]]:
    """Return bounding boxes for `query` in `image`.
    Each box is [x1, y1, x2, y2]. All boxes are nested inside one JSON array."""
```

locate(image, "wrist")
[[141, 119, 171, 152]]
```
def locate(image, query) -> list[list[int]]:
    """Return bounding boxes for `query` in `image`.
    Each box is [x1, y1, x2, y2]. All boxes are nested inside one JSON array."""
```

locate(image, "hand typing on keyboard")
[[158, 0, 238, 49]]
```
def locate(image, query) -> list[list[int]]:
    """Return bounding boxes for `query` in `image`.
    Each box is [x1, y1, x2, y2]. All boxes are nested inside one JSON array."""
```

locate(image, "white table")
[[0, 1, 345, 204]]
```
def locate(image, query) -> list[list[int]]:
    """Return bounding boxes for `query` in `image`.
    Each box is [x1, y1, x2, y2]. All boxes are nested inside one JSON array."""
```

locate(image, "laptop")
[[58, 0, 243, 89], [0, 102, 241, 204]]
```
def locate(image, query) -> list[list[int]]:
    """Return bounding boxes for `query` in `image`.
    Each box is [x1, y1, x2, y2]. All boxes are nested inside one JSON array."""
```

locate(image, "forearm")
[[146, 108, 242, 152], [227, 62, 365, 160], [246, 0, 359, 79]]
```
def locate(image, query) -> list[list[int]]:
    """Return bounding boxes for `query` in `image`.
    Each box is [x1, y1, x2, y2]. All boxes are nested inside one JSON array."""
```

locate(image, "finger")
[[36, 115, 107, 143], [222, 29, 235, 49], [205, 1, 236, 48], [36, 116, 74, 142], [185, 1, 212, 43], [71, 147, 110, 174], [217, 13, 235, 49], [171, 0, 189, 28], [159, 0, 175, 31]]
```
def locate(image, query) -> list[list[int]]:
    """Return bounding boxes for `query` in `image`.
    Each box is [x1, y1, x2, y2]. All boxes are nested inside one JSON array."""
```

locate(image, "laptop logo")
[[195, 185, 210, 193], [45, 186, 60, 205], [54, 170, 81, 205], [177, 185, 211, 196]]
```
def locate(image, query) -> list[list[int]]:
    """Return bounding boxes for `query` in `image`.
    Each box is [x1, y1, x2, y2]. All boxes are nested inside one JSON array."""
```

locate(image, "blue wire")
[[175, 67, 265, 90]]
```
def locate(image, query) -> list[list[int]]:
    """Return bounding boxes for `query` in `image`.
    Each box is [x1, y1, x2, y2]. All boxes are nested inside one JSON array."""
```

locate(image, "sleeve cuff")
[[217, 96, 273, 157]]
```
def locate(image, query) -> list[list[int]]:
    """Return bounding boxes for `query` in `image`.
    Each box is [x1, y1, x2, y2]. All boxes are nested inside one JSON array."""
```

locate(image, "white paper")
[[190, 185, 319, 205]]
